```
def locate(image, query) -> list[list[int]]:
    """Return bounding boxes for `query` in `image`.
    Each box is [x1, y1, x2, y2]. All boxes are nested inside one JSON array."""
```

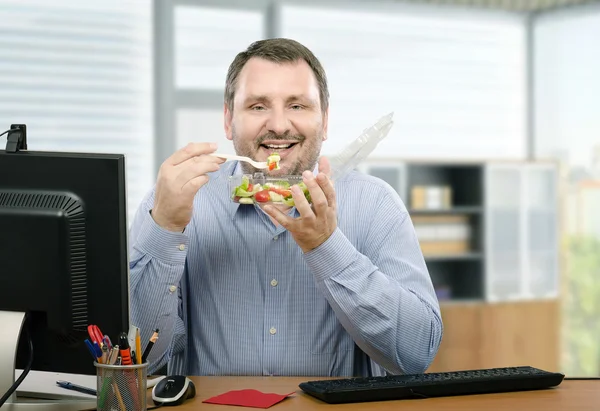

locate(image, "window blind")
[[0, 0, 153, 222], [175, 5, 264, 90], [281, 4, 527, 160], [172, 5, 265, 155]]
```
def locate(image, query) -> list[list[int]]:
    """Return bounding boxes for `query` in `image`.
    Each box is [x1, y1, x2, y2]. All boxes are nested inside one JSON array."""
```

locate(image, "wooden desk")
[[170, 377, 598, 410]]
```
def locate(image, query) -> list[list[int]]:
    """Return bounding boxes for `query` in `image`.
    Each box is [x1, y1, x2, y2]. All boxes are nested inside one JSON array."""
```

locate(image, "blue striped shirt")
[[128, 161, 443, 377]]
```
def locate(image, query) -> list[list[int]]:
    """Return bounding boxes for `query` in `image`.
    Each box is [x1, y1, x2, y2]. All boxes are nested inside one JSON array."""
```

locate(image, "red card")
[[203, 389, 295, 408]]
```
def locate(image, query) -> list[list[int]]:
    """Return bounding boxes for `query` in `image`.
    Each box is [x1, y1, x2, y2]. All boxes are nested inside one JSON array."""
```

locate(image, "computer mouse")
[[152, 375, 196, 406]]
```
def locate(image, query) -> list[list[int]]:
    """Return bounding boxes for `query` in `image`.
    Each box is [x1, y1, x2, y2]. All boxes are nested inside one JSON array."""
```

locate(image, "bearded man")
[[129, 38, 443, 377]]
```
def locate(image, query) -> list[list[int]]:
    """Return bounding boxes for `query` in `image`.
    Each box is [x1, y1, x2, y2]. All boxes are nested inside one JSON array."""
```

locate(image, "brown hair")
[[224, 38, 329, 113]]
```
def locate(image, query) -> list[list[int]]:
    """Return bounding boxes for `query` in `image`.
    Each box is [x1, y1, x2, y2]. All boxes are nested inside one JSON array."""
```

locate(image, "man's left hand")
[[263, 157, 337, 253]]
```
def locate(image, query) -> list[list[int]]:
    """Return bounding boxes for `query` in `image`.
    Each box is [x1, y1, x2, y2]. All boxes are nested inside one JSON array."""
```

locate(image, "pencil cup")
[[95, 362, 148, 411]]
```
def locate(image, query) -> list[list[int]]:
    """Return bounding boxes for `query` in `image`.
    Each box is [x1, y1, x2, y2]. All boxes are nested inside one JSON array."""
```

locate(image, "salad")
[[231, 175, 311, 205], [267, 152, 280, 171]]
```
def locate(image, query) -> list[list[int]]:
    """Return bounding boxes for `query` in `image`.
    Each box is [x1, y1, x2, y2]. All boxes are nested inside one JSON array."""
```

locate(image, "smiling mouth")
[[260, 143, 298, 150]]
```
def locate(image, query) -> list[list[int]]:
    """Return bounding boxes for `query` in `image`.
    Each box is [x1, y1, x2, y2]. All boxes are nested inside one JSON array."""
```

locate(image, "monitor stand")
[[0, 311, 96, 411]]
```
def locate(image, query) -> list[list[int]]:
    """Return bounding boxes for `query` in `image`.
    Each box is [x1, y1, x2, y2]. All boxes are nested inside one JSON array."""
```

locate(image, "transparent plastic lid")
[[329, 112, 394, 180], [229, 173, 311, 206]]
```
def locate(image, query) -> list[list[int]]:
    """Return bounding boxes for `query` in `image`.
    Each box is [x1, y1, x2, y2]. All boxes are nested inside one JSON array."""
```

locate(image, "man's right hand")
[[151, 142, 224, 232]]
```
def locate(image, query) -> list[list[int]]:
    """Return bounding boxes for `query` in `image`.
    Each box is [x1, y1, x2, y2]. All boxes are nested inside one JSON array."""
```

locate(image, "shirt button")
[[270, 279, 278, 287], [178, 244, 185, 251], [273, 235, 278, 241], [168, 285, 177, 293], [269, 327, 276, 335]]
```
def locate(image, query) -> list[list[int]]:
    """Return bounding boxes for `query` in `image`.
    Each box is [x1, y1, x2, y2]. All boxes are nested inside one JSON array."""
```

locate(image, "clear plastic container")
[[229, 173, 311, 205], [329, 112, 394, 180]]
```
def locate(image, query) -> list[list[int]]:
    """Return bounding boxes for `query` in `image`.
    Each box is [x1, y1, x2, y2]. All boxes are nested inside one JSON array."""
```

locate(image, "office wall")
[[533, 4, 600, 376]]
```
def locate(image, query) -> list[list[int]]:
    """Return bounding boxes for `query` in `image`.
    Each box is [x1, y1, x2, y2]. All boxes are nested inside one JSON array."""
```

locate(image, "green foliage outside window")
[[562, 235, 600, 376]]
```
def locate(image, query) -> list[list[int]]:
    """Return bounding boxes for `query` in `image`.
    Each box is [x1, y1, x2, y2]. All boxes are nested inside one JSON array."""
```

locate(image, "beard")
[[232, 126, 323, 176]]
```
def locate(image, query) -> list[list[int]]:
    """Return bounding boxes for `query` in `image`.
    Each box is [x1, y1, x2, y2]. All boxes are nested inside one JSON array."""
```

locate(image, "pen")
[[141, 329, 159, 363], [101, 344, 108, 364], [84, 339, 97, 361], [92, 341, 103, 363], [56, 381, 97, 396], [108, 346, 119, 365]]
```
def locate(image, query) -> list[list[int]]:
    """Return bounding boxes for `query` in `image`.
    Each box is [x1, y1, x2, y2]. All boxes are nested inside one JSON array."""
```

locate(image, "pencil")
[[141, 329, 159, 364], [135, 328, 142, 365], [135, 328, 144, 405], [112, 381, 126, 411]]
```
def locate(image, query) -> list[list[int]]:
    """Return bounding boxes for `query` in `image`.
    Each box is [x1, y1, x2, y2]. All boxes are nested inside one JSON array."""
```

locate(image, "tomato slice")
[[254, 190, 271, 203]]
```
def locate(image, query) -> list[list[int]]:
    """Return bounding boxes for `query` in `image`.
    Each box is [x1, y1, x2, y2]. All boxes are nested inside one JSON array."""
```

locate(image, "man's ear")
[[322, 107, 329, 142], [224, 103, 233, 141]]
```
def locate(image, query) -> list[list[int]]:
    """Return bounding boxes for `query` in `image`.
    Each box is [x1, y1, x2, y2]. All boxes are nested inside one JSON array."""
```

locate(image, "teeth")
[[265, 144, 291, 149]]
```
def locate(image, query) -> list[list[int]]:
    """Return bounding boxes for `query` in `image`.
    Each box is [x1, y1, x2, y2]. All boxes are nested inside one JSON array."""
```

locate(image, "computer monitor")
[[0, 145, 130, 409]]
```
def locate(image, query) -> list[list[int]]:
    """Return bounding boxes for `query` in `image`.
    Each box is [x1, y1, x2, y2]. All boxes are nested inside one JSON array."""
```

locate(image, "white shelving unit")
[[359, 159, 560, 303]]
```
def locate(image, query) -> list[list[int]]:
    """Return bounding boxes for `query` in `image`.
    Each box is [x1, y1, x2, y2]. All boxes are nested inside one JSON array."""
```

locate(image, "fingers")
[[317, 172, 336, 210], [166, 142, 219, 166], [175, 152, 225, 171], [175, 155, 221, 191], [318, 156, 332, 178], [263, 205, 294, 229], [301, 171, 327, 216], [291, 183, 314, 217], [181, 174, 209, 195]]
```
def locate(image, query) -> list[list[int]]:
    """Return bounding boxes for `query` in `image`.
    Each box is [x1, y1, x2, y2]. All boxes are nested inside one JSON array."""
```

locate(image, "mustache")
[[256, 132, 305, 146]]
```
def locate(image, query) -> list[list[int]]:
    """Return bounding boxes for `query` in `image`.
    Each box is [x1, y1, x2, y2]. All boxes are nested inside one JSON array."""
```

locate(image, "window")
[[281, 4, 527, 160], [0, 0, 153, 222], [153, 3, 266, 161], [176, 108, 233, 153], [174, 5, 264, 90], [534, 6, 600, 377]]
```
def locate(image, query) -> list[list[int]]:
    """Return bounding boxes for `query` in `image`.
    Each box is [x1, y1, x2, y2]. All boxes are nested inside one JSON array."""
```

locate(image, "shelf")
[[428, 259, 483, 301], [439, 299, 484, 306], [409, 206, 482, 214], [363, 160, 559, 304], [425, 252, 482, 261]]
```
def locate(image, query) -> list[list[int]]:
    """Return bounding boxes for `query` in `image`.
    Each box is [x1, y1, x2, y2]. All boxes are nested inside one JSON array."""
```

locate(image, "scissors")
[[87, 325, 105, 347]]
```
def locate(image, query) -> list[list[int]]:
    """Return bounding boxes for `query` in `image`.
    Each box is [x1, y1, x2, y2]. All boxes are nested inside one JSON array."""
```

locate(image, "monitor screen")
[[0, 149, 130, 382]]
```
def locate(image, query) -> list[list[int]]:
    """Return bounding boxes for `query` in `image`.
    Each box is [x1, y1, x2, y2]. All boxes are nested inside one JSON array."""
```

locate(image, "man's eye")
[[251, 106, 265, 111], [290, 105, 303, 110]]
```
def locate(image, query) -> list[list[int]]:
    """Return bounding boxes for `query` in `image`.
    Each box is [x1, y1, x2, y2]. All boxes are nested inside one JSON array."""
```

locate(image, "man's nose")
[[266, 108, 291, 136]]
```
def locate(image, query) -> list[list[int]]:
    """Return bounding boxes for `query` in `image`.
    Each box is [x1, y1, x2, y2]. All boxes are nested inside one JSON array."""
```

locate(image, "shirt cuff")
[[303, 228, 360, 283], [134, 210, 190, 266]]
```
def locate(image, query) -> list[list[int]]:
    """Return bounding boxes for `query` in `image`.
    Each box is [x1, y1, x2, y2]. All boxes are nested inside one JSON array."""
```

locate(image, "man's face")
[[224, 57, 328, 176]]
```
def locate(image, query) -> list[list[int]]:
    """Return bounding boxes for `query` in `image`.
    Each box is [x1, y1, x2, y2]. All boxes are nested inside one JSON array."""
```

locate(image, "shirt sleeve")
[[303, 184, 443, 375], [128, 190, 189, 374]]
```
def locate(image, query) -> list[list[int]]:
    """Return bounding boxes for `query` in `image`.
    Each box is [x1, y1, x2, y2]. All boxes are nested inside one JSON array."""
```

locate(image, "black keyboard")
[[299, 366, 565, 404]]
